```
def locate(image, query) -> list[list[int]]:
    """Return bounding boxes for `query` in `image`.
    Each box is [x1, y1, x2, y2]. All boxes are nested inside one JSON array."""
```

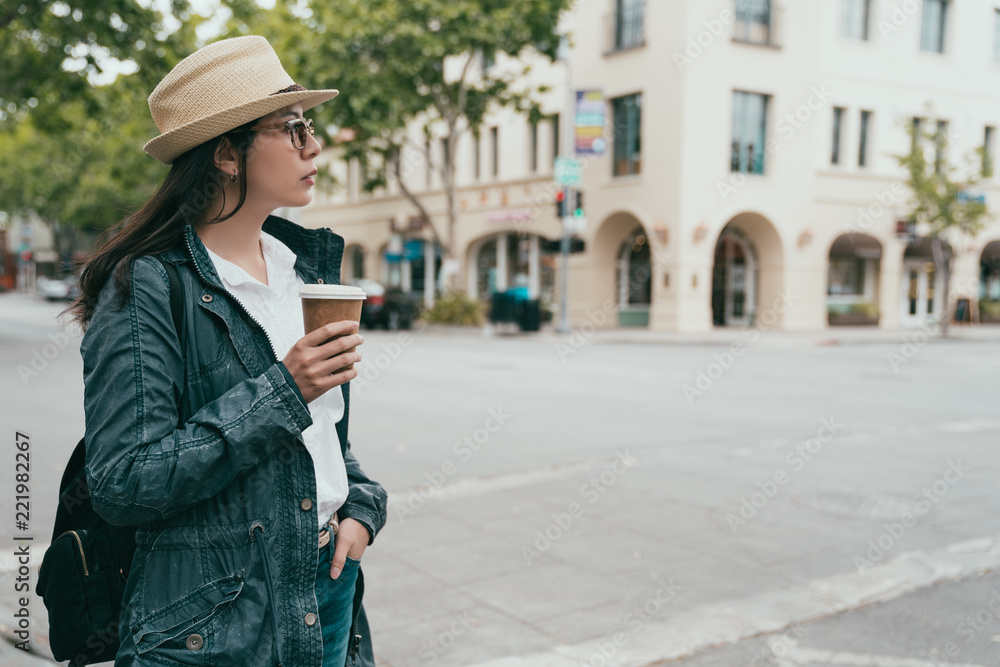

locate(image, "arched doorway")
[[592, 212, 652, 328], [711, 213, 783, 328], [712, 230, 755, 326], [616, 229, 652, 326], [900, 238, 951, 327], [827, 234, 882, 325], [980, 240, 1000, 322], [344, 244, 366, 283], [466, 232, 548, 303]]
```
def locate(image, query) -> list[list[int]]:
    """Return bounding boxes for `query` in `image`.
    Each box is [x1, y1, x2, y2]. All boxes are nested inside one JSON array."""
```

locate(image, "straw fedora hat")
[[143, 36, 338, 164]]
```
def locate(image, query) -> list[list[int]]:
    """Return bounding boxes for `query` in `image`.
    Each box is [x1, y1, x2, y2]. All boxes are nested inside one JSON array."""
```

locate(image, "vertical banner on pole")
[[575, 90, 607, 156]]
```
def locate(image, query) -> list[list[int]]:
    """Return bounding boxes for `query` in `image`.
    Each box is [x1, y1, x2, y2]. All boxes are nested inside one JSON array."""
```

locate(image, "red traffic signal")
[[19, 249, 32, 262], [555, 189, 567, 218]]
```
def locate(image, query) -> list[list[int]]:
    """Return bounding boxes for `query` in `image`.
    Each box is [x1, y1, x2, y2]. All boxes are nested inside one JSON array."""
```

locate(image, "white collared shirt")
[[205, 230, 348, 530]]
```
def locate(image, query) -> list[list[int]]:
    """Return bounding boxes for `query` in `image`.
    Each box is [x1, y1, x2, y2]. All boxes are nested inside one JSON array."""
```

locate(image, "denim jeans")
[[316, 536, 360, 667]]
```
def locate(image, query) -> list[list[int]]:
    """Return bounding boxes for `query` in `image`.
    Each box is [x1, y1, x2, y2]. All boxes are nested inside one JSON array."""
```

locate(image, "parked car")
[[350, 279, 420, 330], [37, 275, 80, 301]]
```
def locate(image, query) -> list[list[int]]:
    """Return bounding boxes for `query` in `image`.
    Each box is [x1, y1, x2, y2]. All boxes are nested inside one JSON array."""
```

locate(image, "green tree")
[[233, 0, 571, 294], [896, 115, 991, 336], [0, 0, 185, 115], [0, 6, 205, 270]]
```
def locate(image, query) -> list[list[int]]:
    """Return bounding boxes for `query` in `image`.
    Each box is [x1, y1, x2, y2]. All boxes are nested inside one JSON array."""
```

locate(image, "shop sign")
[[488, 209, 535, 224], [575, 90, 607, 156]]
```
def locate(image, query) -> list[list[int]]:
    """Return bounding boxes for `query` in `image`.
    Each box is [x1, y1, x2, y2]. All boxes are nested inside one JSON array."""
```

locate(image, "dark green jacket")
[[82, 215, 387, 666]]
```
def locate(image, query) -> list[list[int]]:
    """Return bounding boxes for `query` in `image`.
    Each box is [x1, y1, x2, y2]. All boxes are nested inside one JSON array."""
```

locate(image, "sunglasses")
[[248, 117, 315, 150]]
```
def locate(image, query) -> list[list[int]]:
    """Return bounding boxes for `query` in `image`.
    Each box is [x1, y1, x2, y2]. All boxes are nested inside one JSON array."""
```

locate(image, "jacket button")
[[317, 278, 325, 284], [304, 612, 317, 626], [300, 498, 313, 511], [201, 294, 213, 303], [185, 634, 204, 650]]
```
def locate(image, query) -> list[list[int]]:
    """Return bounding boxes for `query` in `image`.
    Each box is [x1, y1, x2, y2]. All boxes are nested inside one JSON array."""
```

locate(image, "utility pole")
[[556, 35, 574, 334]]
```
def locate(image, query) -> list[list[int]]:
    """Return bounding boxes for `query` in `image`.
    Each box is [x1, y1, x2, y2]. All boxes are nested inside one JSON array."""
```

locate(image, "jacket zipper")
[[349, 605, 363, 663], [183, 234, 280, 363], [63, 530, 89, 576]]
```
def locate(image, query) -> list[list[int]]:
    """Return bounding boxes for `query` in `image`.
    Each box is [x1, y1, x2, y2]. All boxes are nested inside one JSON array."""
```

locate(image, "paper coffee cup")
[[300, 284, 366, 373]]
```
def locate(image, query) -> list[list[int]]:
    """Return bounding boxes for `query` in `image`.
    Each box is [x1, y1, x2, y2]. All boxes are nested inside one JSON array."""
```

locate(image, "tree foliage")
[[896, 114, 991, 333], [231, 0, 571, 276]]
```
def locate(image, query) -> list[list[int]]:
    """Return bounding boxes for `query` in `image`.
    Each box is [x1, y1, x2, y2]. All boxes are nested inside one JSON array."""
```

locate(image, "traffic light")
[[19, 249, 31, 262], [574, 192, 584, 218], [555, 189, 567, 218]]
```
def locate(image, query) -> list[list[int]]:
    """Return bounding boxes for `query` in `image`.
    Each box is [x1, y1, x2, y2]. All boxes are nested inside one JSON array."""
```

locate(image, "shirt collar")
[[205, 231, 298, 289]]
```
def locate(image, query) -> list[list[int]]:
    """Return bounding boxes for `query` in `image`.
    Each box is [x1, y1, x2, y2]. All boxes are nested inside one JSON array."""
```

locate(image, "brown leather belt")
[[318, 513, 339, 549]]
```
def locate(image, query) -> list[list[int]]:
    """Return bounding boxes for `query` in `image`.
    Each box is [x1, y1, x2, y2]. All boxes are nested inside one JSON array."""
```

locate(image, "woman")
[[66, 36, 387, 666]]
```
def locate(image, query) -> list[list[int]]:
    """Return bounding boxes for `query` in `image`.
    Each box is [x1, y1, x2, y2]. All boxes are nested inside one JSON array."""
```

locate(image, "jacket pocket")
[[132, 573, 243, 663]]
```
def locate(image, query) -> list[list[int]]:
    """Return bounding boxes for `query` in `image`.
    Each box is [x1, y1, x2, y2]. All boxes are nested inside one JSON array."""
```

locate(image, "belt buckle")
[[318, 513, 339, 549]]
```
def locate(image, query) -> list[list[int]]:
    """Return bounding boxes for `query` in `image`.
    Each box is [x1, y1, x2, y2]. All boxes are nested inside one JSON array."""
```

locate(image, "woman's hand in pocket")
[[329, 517, 369, 579]]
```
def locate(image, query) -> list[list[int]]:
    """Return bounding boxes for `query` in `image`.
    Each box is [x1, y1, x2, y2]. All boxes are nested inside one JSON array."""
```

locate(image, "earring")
[[230, 171, 238, 183]]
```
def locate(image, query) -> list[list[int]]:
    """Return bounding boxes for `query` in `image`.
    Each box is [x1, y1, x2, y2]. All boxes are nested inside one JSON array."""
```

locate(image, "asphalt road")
[[1, 292, 998, 666]]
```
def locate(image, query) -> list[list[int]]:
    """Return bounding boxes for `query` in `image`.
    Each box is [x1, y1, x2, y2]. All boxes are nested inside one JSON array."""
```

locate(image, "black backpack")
[[36, 257, 183, 665]]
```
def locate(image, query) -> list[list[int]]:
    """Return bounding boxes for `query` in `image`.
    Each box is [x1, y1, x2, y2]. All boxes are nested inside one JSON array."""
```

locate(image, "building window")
[[608, 0, 645, 53], [828, 257, 866, 296], [734, 0, 773, 46], [858, 110, 872, 168], [920, 0, 947, 53], [481, 50, 495, 72], [935, 119, 948, 173], [840, 0, 870, 40], [731, 91, 769, 175], [550, 114, 560, 164], [350, 246, 365, 280], [831, 107, 845, 165], [490, 126, 499, 178], [612, 93, 642, 177], [424, 137, 432, 189], [911, 117, 922, 154], [985, 126, 995, 177], [530, 120, 538, 173], [474, 130, 481, 181], [994, 10, 1000, 62]]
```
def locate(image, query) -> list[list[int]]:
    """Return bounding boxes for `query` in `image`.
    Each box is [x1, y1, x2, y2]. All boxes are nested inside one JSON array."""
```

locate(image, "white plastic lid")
[[299, 284, 367, 299]]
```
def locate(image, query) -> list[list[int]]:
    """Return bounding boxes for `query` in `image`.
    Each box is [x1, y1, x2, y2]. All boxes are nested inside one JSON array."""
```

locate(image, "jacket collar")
[[169, 215, 345, 289]]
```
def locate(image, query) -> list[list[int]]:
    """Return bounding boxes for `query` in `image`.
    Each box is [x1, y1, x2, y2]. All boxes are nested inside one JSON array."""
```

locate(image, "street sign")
[[554, 157, 583, 186], [575, 90, 607, 156]]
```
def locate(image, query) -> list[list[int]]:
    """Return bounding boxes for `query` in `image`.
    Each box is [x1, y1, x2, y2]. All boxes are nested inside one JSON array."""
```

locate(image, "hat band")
[[272, 84, 306, 95]]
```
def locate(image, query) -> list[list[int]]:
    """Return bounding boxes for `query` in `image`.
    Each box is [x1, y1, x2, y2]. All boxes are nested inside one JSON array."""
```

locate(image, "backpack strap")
[[156, 256, 184, 341]]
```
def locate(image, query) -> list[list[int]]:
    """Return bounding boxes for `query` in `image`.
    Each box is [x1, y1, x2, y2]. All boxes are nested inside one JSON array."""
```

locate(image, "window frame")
[[831, 106, 846, 166], [731, 90, 770, 176], [858, 110, 873, 168], [611, 92, 643, 178], [920, 0, 948, 53]]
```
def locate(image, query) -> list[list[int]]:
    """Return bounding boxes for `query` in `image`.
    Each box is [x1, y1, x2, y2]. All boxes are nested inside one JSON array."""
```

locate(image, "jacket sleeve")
[[339, 442, 388, 545], [82, 257, 314, 526]]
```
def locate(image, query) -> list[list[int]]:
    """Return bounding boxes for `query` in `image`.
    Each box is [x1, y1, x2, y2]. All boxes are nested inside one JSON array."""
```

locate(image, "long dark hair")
[[65, 124, 258, 331]]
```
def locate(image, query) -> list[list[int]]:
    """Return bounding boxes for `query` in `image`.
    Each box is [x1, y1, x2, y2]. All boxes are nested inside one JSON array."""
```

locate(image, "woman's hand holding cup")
[[282, 321, 364, 403]]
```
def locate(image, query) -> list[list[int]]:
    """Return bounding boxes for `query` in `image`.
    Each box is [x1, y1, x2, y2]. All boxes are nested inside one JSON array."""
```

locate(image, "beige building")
[[302, 0, 1000, 331]]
